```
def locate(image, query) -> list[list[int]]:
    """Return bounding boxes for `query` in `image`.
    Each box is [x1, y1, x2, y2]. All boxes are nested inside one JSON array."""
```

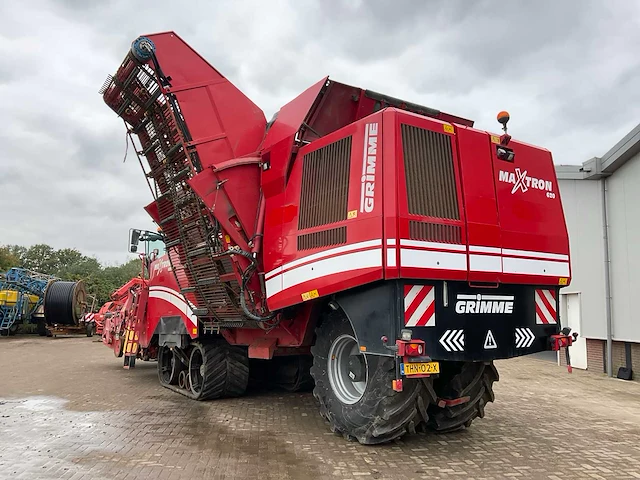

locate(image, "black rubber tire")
[[310, 312, 428, 445], [86, 323, 94, 337], [425, 361, 498, 432], [0, 329, 8, 337], [158, 346, 183, 386], [275, 355, 314, 392], [188, 339, 249, 400], [249, 355, 315, 392], [37, 319, 51, 337]]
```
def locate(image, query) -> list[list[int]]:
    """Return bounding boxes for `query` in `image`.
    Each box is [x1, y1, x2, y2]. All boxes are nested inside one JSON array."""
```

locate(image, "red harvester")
[[98, 32, 576, 444]]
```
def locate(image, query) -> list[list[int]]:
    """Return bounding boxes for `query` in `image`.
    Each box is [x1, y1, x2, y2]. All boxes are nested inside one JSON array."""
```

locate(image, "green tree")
[[54, 248, 85, 270], [0, 247, 20, 271], [22, 244, 59, 274]]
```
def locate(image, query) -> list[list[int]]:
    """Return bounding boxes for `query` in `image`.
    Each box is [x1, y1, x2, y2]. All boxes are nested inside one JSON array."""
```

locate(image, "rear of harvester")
[[101, 32, 574, 444]]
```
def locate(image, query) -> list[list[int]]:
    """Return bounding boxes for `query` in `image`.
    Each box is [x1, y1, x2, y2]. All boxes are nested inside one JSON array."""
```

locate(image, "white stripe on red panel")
[[386, 248, 397, 267], [400, 239, 466, 251], [265, 239, 381, 280], [148, 286, 198, 325], [265, 247, 383, 298], [400, 248, 467, 271], [468, 254, 502, 273], [535, 289, 557, 324], [469, 245, 501, 254], [404, 285, 436, 327], [503, 257, 570, 277], [502, 248, 569, 262]]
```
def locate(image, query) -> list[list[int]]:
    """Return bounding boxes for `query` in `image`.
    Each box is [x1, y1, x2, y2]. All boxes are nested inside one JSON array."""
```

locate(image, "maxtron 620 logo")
[[455, 294, 514, 314], [498, 168, 556, 199], [359, 123, 379, 213]]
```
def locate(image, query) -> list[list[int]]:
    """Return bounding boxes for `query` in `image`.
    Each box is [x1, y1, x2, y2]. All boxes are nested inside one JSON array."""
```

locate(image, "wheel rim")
[[189, 347, 204, 395], [328, 334, 367, 405]]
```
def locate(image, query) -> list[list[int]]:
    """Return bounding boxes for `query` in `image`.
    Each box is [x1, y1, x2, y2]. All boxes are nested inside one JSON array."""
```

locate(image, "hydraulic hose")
[[44, 281, 86, 326], [229, 247, 276, 323]]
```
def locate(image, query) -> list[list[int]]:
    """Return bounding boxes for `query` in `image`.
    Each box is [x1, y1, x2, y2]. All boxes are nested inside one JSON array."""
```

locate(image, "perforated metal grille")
[[409, 221, 462, 244], [297, 226, 347, 251], [298, 136, 352, 230], [402, 124, 459, 220]]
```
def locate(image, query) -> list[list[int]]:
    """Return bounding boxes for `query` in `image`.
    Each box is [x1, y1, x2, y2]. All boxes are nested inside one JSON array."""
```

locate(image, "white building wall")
[[605, 151, 640, 342], [557, 178, 607, 339]]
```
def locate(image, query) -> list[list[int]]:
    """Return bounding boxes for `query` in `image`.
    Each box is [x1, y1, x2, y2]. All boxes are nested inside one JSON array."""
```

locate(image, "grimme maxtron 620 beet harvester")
[[98, 32, 577, 444]]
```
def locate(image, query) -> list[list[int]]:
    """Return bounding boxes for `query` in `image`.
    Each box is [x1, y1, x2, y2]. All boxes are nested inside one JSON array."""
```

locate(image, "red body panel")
[[100, 32, 571, 359], [264, 113, 385, 311], [144, 255, 199, 341], [145, 32, 266, 165]]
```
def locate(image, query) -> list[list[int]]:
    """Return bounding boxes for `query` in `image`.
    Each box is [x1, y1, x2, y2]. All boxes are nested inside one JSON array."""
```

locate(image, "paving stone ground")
[[1, 336, 640, 480]]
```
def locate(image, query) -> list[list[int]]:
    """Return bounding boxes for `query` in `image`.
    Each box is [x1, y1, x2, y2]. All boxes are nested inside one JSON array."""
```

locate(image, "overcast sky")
[[1, 0, 639, 265]]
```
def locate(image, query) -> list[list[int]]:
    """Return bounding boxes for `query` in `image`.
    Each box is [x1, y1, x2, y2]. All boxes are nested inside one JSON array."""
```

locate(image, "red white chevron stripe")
[[535, 289, 557, 324], [84, 313, 95, 322], [404, 285, 436, 327]]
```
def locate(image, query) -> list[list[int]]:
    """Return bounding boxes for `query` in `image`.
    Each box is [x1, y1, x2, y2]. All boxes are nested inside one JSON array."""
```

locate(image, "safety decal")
[[515, 327, 535, 348], [439, 329, 464, 352], [535, 289, 557, 324], [404, 285, 435, 327], [484, 330, 497, 349]]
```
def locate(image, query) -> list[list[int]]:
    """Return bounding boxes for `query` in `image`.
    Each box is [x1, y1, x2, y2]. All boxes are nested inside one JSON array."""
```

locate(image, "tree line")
[[0, 244, 140, 308]]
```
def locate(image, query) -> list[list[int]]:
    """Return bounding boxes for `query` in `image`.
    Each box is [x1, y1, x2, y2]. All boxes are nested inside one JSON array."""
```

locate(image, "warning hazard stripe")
[[535, 289, 557, 324], [404, 285, 435, 327]]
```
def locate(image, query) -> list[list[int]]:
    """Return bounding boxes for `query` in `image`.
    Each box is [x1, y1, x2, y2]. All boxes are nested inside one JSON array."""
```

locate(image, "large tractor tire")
[[310, 312, 428, 444], [157, 346, 184, 386], [425, 361, 498, 433], [188, 339, 249, 401], [249, 355, 314, 392], [274, 355, 314, 392]]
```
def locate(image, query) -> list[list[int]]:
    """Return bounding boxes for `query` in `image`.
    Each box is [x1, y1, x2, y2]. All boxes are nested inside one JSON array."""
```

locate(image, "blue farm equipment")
[[0, 267, 87, 336]]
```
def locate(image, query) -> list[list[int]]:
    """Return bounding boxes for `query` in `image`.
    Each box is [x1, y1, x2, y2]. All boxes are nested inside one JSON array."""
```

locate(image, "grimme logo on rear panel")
[[455, 294, 514, 314], [359, 123, 379, 213]]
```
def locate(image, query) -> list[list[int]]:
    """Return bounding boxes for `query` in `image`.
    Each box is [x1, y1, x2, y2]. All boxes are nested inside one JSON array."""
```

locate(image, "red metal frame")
[[99, 32, 572, 361]]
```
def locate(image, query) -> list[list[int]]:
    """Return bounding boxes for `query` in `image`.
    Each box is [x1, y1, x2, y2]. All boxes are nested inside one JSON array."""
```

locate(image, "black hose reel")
[[43, 280, 87, 326]]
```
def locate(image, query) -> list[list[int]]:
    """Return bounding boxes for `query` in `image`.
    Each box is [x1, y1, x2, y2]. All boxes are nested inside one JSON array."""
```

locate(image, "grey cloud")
[[1, 0, 639, 264]]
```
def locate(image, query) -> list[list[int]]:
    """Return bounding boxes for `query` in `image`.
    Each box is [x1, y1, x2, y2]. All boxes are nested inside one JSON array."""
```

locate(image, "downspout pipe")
[[601, 177, 613, 377]]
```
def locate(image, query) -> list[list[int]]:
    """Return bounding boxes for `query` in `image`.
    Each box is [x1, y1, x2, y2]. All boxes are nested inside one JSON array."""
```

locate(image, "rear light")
[[405, 343, 423, 356]]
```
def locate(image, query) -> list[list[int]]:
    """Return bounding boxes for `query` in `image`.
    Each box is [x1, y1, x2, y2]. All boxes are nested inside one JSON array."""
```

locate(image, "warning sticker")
[[484, 330, 497, 349]]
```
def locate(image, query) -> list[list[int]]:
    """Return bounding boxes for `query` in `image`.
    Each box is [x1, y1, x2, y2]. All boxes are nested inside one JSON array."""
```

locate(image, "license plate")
[[401, 361, 440, 376]]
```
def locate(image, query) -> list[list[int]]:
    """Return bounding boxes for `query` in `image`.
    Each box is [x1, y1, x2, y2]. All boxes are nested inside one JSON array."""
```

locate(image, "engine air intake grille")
[[298, 136, 352, 230], [297, 226, 347, 251], [402, 124, 459, 220], [410, 221, 462, 244]]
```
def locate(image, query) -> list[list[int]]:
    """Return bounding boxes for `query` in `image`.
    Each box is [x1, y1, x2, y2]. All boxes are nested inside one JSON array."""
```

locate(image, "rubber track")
[[190, 339, 249, 401]]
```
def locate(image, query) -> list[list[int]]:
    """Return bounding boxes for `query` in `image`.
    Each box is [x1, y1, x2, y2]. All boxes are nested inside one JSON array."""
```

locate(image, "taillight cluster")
[[404, 343, 423, 356]]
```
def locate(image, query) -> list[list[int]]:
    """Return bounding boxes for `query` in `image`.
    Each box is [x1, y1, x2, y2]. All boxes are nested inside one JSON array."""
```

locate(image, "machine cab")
[[128, 228, 166, 277]]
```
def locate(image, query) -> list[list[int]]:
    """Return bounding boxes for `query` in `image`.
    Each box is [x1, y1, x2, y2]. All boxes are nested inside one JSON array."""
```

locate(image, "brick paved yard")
[[1, 337, 640, 480]]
